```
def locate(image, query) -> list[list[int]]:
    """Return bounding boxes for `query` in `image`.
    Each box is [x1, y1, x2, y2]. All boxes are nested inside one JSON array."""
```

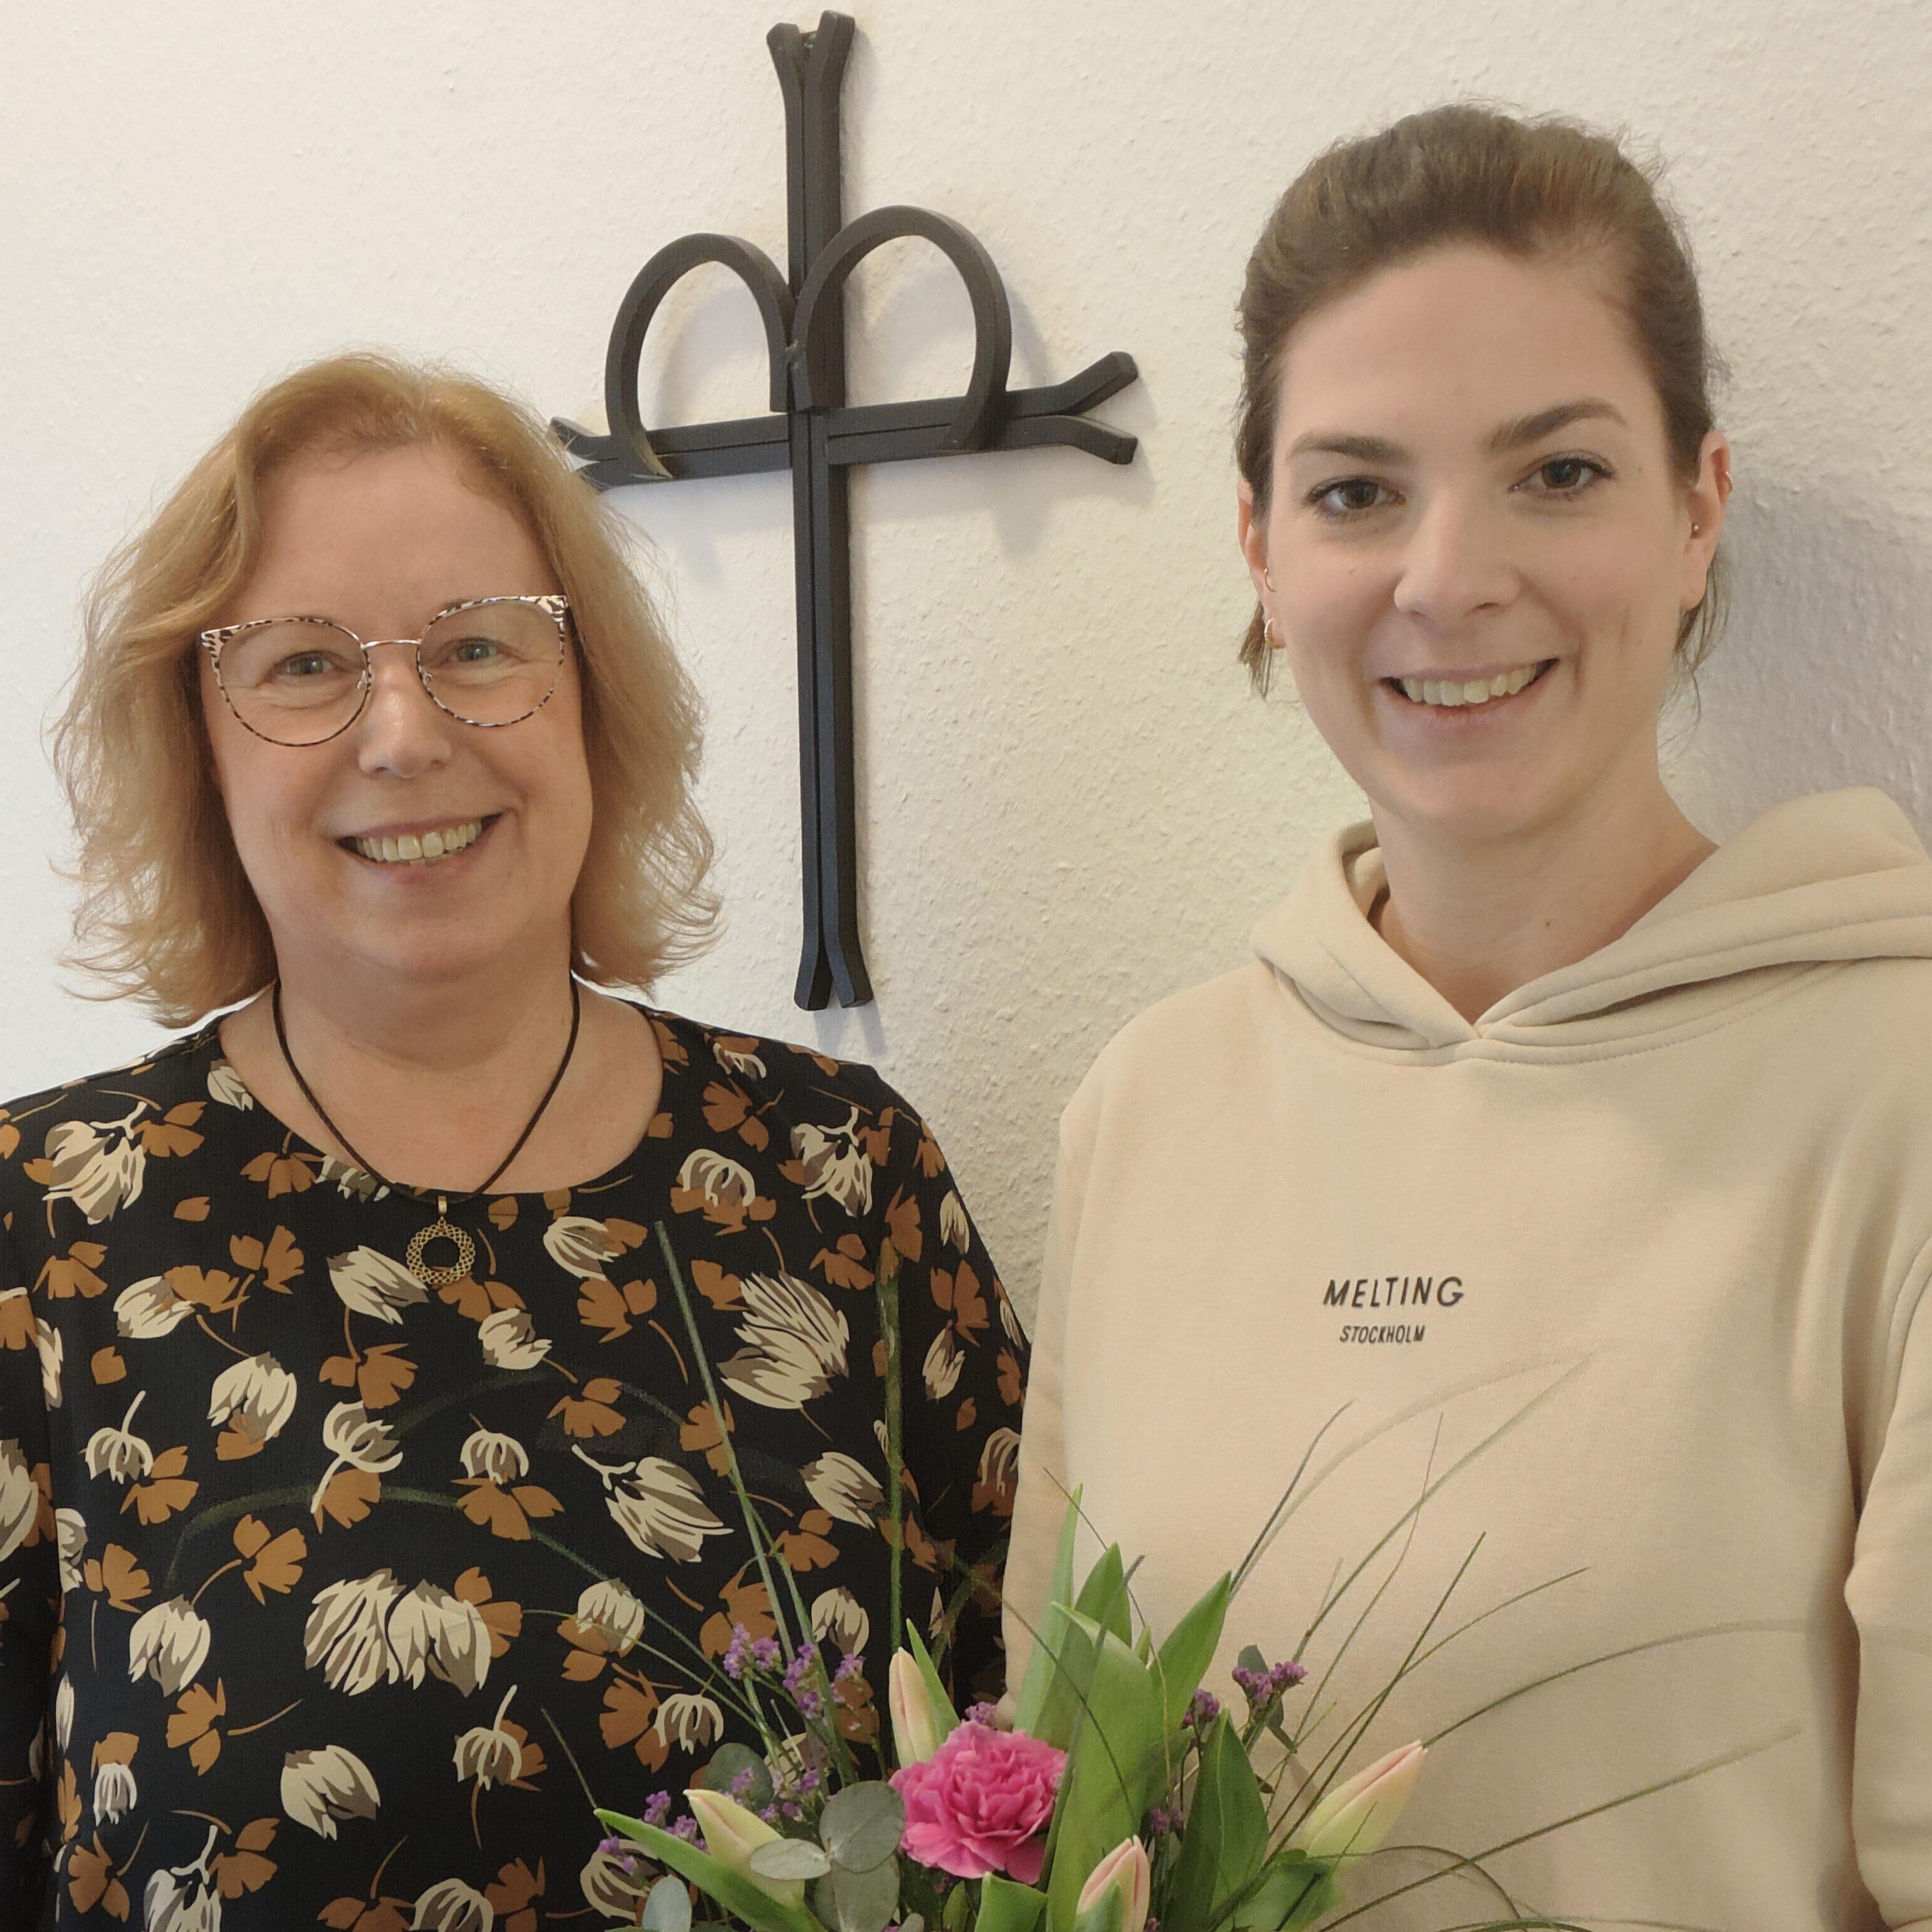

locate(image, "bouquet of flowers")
[[597, 1458, 1426, 1932], [591, 1228, 1437, 1932], [596, 1237, 1752, 1932]]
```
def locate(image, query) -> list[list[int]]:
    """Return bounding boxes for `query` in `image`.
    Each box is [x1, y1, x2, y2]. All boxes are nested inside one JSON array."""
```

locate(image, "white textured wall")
[[4, 1, 1929, 1322]]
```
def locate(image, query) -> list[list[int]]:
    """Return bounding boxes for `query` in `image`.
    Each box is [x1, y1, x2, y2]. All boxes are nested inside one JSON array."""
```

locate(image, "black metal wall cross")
[[555, 11, 1138, 1009]]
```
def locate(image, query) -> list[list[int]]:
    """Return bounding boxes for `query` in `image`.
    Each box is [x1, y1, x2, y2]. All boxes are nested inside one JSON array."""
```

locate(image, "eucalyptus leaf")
[[810, 1854, 901, 1932], [943, 1877, 973, 1931], [641, 1876, 694, 1932], [1236, 1643, 1269, 1677], [750, 1838, 834, 1882], [821, 1781, 908, 1874], [594, 1812, 818, 1932], [698, 1741, 775, 1813], [901, 1919, 926, 1932]]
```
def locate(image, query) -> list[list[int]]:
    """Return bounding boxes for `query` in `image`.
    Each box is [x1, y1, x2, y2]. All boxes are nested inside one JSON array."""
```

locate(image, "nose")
[[1390, 489, 1520, 628], [352, 640, 457, 779]]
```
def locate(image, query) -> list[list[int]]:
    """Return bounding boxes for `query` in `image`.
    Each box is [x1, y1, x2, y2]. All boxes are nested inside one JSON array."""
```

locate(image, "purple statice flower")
[[1231, 1658, 1307, 1707], [836, 1652, 866, 1683], [964, 1701, 1001, 1727], [782, 1641, 821, 1694], [1143, 1804, 1182, 1837], [729, 1766, 759, 1801], [643, 1792, 673, 1827], [722, 1624, 753, 1680], [798, 1765, 823, 1796], [596, 1836, 640, 1874], [671, 1817, 702, 1845], [796, 1688, 824, 1718], [1185, 1689, 1221, 1731], [760, 1803, 781, 1824], [750, 1635, 782, 1673]]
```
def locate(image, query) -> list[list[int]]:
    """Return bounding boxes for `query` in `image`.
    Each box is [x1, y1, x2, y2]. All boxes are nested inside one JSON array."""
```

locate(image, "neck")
[[235, 934, 587, 1193], [1370, 766, 1715, 1022], [277, 936, 577, 1084]]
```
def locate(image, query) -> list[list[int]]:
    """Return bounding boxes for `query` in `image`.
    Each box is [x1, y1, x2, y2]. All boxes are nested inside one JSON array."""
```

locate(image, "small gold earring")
[[1263, 616, 1284, 650], [1690, 522, 1702, 536], [1263, 567, 1277, 591]]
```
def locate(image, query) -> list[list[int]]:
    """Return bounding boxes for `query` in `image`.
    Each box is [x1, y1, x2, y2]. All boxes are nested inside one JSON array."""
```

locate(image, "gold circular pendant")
[[406, 1214, 476, 1288]]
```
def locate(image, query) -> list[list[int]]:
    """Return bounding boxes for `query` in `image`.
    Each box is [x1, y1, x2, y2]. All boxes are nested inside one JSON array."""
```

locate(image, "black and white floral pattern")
[[0, 1008, 1024, 1928]]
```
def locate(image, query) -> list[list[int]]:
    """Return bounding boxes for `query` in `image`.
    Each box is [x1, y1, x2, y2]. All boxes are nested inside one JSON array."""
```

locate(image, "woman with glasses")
[[0, 354, 1026, 1927], [1008, 111, 1932, 1925]]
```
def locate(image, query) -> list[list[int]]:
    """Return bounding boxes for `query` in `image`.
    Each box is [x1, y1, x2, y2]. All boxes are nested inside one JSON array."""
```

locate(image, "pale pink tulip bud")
[[684, 1787, 805, 1908], [889, 1649, 947, 1767], [1292, 1740, 1425, 1861], [1074, 1836, 1151, 1932]]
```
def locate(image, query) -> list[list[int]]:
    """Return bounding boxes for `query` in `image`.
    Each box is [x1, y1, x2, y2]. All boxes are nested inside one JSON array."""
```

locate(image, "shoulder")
[[1067, 958, 1287, 1124], [1, 1024, 231, 1186], [647, 1008, 908, 1121], [644, 1006, 949, 1194]]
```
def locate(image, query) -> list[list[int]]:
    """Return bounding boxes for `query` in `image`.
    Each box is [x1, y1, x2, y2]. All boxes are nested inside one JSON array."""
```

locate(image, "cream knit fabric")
[[1008, 789, 1932, 1930]]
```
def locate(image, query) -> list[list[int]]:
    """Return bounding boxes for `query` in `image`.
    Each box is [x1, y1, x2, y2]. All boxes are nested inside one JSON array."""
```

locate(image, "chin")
[[1375, 772, 1568, 847]]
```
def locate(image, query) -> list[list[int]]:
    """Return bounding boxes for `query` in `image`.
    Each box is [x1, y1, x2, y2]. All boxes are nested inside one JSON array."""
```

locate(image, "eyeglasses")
[[199, 594, 570, 747]]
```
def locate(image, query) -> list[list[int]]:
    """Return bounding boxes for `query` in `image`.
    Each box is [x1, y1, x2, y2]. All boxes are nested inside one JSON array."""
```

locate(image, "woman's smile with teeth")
[[348, 818, 486, 865], [1394, 663, 1547, 709]]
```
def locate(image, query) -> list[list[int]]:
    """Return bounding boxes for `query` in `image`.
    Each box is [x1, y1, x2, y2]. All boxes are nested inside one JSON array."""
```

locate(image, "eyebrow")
[[1285, 398, 1629, 467]]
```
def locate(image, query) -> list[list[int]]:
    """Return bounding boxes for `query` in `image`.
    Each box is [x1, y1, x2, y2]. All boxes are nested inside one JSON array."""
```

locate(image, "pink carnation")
[[891, 1722, 1065, 1884]]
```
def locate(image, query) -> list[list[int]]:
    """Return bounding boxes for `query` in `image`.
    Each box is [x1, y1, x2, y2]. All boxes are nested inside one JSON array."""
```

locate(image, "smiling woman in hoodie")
[[1007, 109, 1932, 1929]]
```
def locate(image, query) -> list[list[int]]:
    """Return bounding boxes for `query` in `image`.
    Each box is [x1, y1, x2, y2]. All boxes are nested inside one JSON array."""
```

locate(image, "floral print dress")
[[0, 1008, 1026, 1929]]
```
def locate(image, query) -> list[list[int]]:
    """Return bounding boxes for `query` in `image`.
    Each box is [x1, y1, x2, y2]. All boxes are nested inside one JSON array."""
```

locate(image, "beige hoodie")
[[1008, 789, 1932, 1931]]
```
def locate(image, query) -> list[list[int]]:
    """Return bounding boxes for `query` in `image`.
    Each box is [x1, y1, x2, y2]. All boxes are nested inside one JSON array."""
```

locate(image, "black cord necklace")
[[272, 976, 583, 1287]]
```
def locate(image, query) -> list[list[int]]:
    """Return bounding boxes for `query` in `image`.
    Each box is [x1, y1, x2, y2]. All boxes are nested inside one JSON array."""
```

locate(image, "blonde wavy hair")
[[52, 352, 716, 1024]]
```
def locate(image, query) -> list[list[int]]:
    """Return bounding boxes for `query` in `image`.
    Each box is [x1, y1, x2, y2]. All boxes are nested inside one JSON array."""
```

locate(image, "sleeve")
[[1845, 1235, 1932, 1927], [880, 1095, 1029, 1710], [0, 1202, 57, 1926], [1000, 1113, 1087, 1693]]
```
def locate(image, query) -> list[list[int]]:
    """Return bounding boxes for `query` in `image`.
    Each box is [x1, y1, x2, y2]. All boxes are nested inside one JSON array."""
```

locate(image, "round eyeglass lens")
[[418, 600, 564, 724], [218, 620, 367, 745]]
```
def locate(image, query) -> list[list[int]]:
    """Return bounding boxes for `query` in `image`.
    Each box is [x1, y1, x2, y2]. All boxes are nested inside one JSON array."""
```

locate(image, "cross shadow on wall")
[[1664, 481, 1932, 846]]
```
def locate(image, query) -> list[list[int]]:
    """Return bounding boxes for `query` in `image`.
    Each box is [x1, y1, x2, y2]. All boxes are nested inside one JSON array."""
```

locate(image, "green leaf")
[[810, 1857, 901, 1932], [1070, 1888, 1126, 1932], [642, 1877, 694, 1932], [1013, 1491, 1083, 1735], [1023, 1601, 1102, 1753], [1154, 1573, 1232, 1733], [699, 1741, 776, 1813], [1276, 1867, 1341, 1931], [1232, 1853, 1338, 1931], [595, 1813, 823, 1932], [752, 1840, 835, 1882], [1044, 1616, 1165, 1932], [1072, 1544, 1131, 1648], [821, 1782, 908, 1875], [976, 1875, 1048, 1932], [904, 1622, 962, 1742], [1165, 1718, 1268, 1932], [943, 1877, 974, 1930]]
